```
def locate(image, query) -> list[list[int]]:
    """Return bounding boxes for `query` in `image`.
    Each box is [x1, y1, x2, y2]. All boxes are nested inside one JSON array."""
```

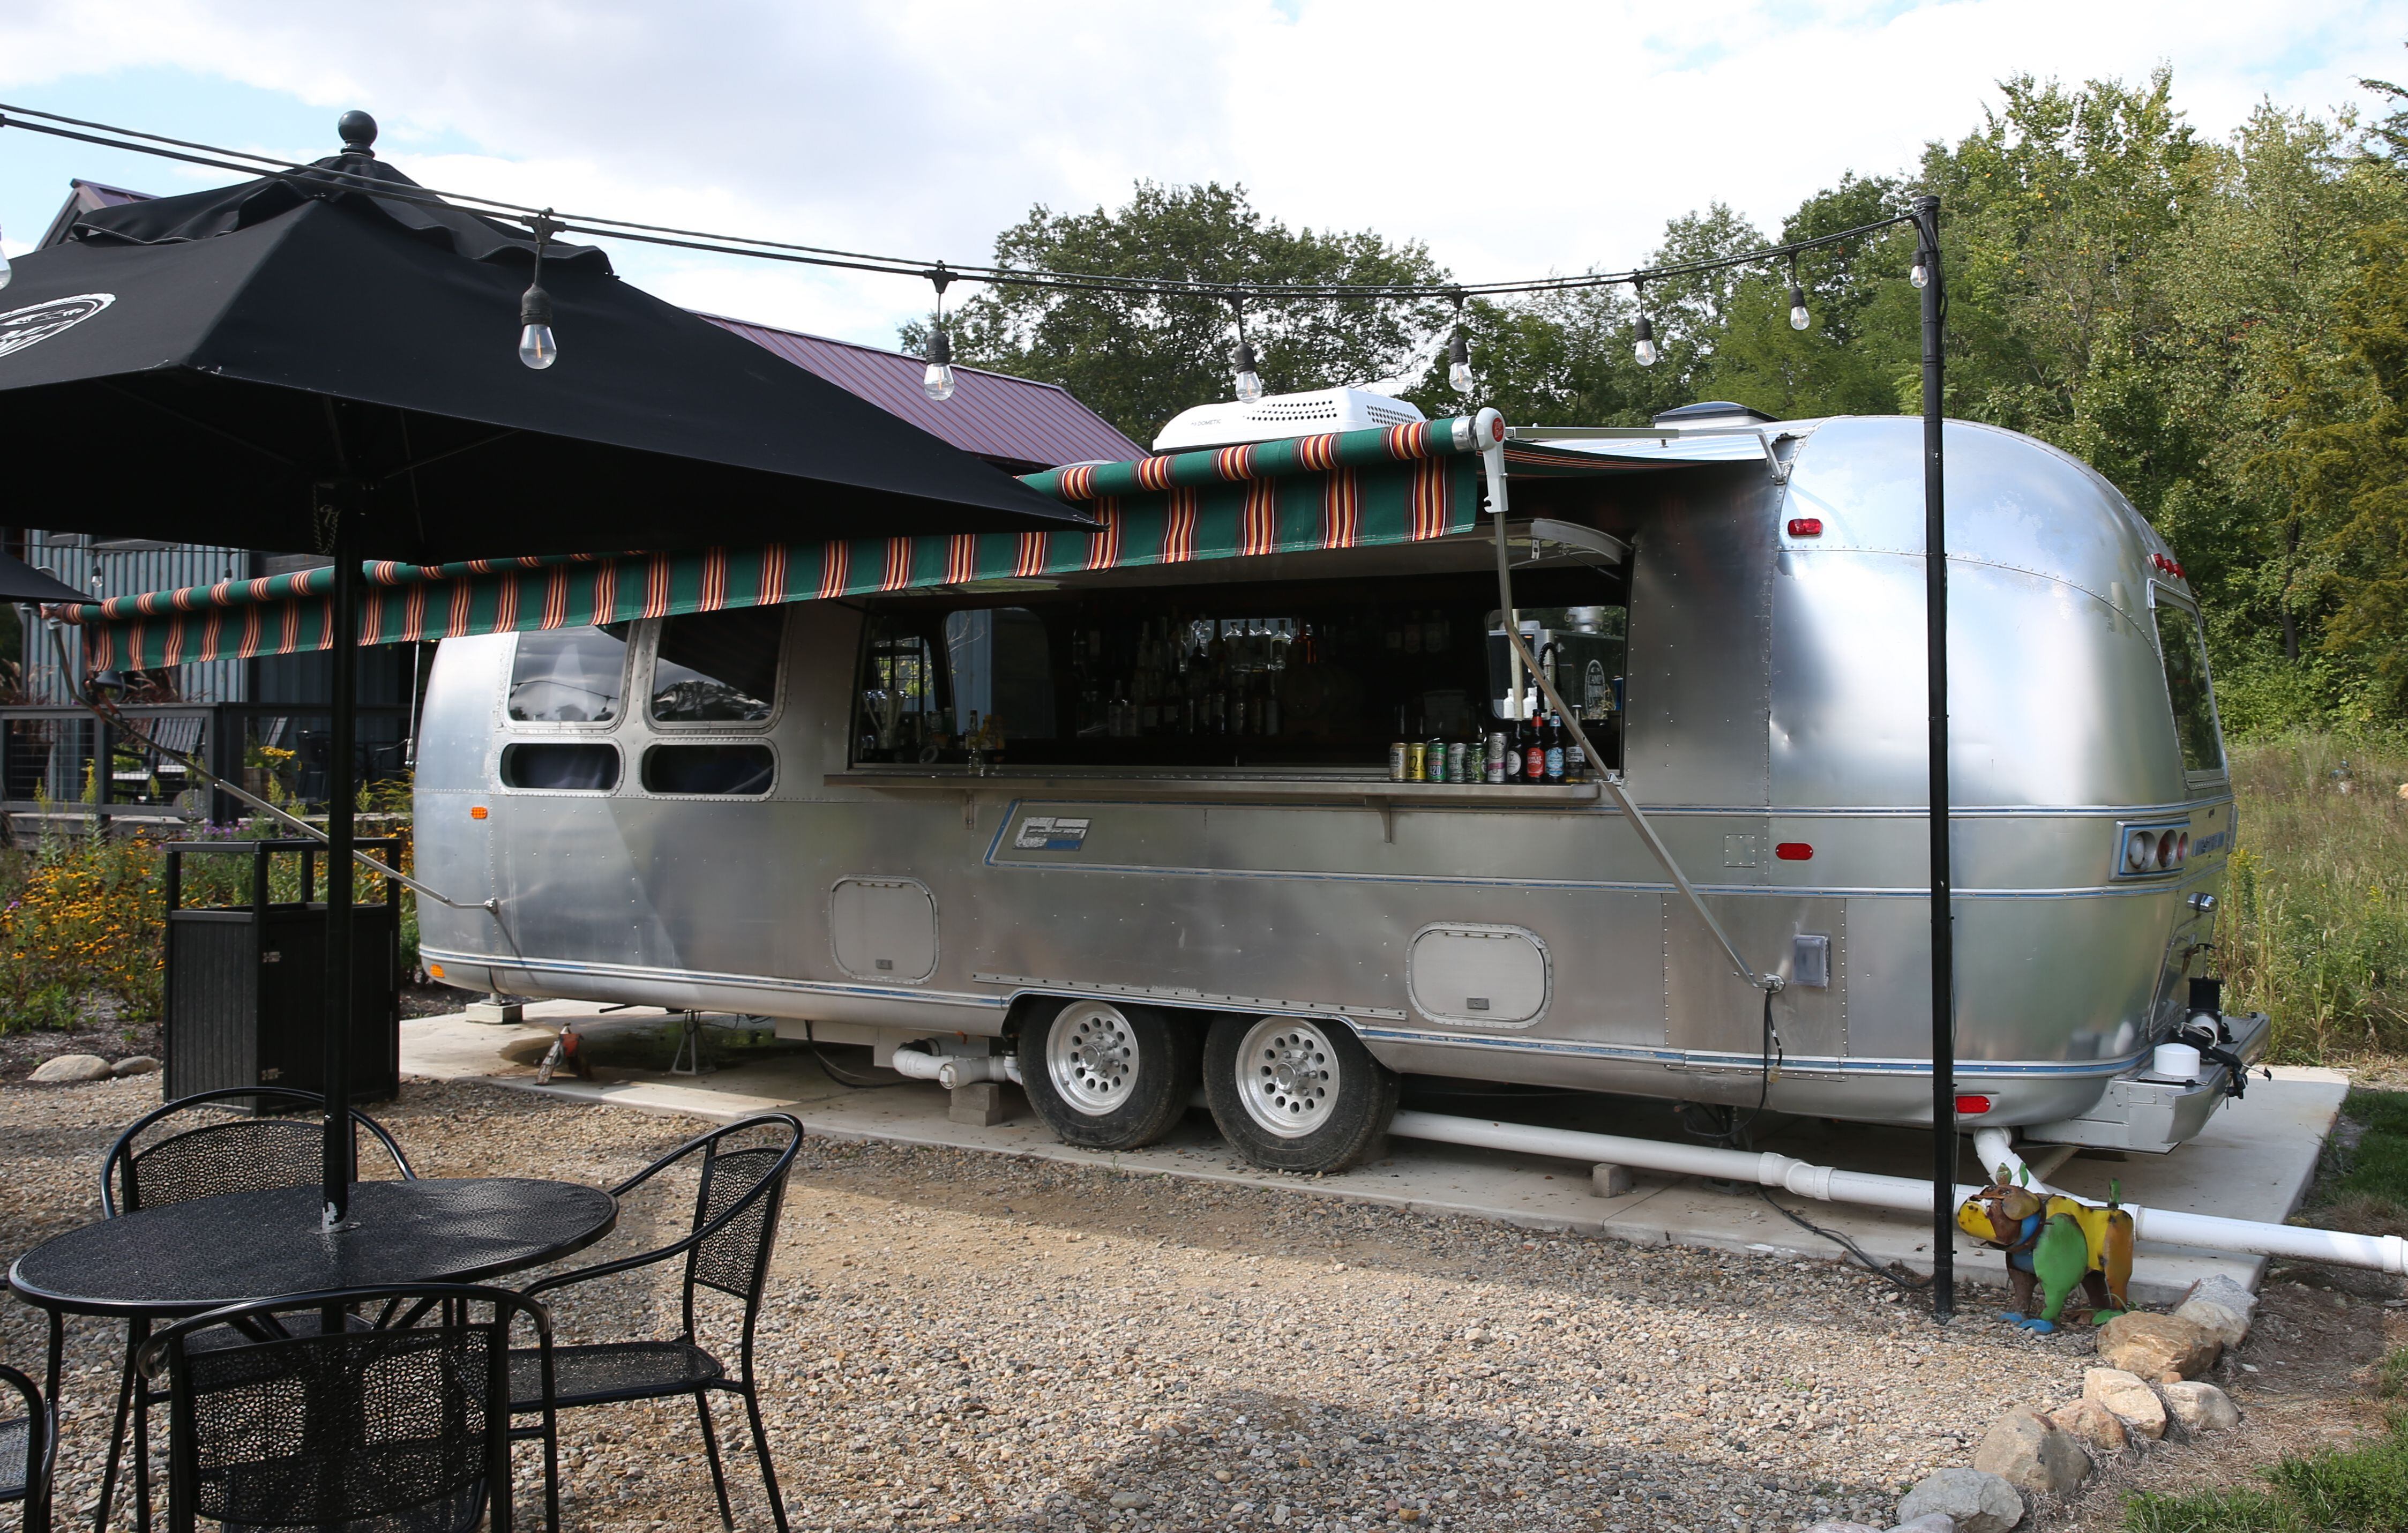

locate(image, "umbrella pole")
[[321, 505, 359, 1230]]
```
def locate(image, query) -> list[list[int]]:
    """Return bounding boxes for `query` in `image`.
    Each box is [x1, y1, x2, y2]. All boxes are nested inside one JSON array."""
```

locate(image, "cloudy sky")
[[3, 0, 2404, 353]]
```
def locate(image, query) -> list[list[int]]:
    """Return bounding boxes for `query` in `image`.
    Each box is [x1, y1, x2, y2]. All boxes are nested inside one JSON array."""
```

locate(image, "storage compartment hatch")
[[1408, 924, 1550, 1026], [830, 878, 938, 983]]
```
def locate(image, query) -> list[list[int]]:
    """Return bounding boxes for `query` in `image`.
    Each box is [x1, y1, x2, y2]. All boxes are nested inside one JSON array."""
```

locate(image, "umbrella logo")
[[0, 293, 115, 360]]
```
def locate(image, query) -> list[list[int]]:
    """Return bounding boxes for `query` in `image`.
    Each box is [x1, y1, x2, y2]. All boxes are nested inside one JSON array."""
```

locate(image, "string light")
[[1447, 291, 1472, 394], [1230, 299, 1263, 403], [1788, 255, 1811, 332], [922, 265, 956, 402], [517, 211, 559, 370], [0, 226, 11, 291], [1910, 253, 1930, 289], [1632, 283, 1658, 367]]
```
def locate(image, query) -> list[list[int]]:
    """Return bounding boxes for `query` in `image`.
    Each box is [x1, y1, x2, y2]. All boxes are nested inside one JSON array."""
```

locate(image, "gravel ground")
[[0, 1073, 2375, 1533]]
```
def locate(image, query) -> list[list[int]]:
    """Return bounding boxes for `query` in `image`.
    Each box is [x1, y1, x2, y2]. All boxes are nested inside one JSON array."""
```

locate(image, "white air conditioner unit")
[[1152, 387, 1427, 453]]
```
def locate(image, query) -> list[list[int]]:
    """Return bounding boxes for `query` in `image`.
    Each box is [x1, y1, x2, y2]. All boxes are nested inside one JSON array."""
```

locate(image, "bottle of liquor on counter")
[[1544, 712, 1566, 783]]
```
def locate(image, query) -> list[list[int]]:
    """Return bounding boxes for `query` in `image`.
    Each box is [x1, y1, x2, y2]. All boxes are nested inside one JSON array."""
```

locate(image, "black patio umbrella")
[[0, 552, 86, 604], [0, 113, 1092, 1224]]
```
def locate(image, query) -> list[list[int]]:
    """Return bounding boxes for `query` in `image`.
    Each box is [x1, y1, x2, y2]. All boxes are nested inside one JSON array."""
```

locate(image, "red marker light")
[[1775, 842, 1814, 861], [1954, 1094, 1995, 1116], [1786, 518, 1823, 537]]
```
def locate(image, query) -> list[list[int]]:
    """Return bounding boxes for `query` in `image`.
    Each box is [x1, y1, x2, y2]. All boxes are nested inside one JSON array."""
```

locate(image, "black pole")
[[320, 489, 359, 1228], [1915, 195, 1955, 1321]]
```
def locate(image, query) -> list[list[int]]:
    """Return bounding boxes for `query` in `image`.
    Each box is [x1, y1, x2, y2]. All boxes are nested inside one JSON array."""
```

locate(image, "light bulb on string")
[[1632, 312, 1658, 368], [1788, 257, 1811, 331], [922, 265, 957, 401], [1446, 292, 1473, 394], [1910, 255, 1930, 289], [516, 212, 560, 370], [0, 227, 12, 291], [1233, 340, 1264, 403]]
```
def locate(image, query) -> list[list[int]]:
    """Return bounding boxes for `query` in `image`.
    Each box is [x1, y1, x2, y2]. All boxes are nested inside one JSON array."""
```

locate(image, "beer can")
[[1388, 741, 1409, 782], [1406, 742, 1426, 781], [1447, 742, 1470, 783], [1485, 731, 1507, 784]]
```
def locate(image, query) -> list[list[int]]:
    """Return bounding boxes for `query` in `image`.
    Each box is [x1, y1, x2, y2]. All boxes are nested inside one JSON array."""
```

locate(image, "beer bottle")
[[1544, 712, 1566, 783], [1501, 711, 1524, 781], [1522, 706, 1545, 786], [1564, 717, 1589, 784]]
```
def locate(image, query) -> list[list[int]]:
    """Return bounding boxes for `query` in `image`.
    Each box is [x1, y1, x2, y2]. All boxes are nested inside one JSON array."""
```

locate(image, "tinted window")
[[945, 608, 1055, 739], [508, 626, 628, 723], [2155, 602, 2225, 774], [652, 608, 783, 723], [502, 742, 620, 791], [642, 743, 774, 796]]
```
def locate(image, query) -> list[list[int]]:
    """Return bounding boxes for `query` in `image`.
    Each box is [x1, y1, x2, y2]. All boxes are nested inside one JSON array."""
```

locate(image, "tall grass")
[[2222, 730, 2408, 1061]]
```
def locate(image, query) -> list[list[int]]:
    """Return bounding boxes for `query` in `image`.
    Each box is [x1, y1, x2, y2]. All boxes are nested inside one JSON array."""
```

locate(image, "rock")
[[1972, 1405, 2092, 1497], [1896, 1468, 2022, 1533], [1107, 1491, 1148, 1510], [2098, 1311, 2220, 1380], [110, 1055, 160, 1078], [1799, 1523, 1882, 1533], [2045, 1397, 2130, 1457], [28, 1053, 110, 1083], [2162, 1381, 2240, 1435], [1887, 1517, 1960, 1533], [2083, 1367, 2167, 1440], [2174, 1275, 2257, 1350]]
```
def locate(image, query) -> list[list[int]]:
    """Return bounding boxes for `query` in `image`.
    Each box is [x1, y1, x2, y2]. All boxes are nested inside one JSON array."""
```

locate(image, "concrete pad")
[[401, 1007, 2348, 1304]]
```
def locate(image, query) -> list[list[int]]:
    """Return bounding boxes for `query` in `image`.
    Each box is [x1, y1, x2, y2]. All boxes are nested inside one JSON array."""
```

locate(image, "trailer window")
[[508, 626, 628, 723], [851, 566, 1627, 775], [642, 743, 774, 796], [2153, 601, 2225, 775], [650, 607, 783, 724], [501, 742, 619, 791]]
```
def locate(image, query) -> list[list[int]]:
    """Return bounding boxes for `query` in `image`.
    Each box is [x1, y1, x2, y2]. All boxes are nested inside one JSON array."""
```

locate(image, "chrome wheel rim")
[[1235, 1015, 1339, 1139], [1046, 1002, 1140, 1115]]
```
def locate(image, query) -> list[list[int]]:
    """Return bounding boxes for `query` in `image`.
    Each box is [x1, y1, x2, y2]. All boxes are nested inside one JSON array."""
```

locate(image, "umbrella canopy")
[[0, 119, 1088, 563], [0, 551, 87, 604]]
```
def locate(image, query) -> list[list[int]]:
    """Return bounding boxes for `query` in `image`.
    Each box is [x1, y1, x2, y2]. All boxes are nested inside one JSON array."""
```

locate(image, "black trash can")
[[161, 837, 402, 1104]]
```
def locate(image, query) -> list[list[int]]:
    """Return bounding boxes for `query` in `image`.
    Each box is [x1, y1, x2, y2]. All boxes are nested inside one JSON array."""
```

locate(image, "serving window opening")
[[850, 562, 1628, 777]]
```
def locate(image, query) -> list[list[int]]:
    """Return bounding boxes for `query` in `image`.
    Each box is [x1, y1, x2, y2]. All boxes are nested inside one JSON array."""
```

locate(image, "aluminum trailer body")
[[416, 413, 2256, 1168]]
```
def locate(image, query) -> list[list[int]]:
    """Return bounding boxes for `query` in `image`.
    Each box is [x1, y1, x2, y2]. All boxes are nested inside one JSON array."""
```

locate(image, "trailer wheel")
[[1016, 999, 1198, 1150], [1204, 1014, 1396, 1173]]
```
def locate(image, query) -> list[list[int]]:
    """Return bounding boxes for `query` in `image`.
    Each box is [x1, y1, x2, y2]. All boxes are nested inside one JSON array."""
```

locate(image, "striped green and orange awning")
[[69, 415, 1514, 670]]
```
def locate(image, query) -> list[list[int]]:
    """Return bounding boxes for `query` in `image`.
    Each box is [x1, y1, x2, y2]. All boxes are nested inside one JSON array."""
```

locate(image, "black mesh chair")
[[0, 1364, 54, 1533], [136, 1284, 557, 1533], [508, 1115, 801, 1532], [96, 1088, 418, 1532]]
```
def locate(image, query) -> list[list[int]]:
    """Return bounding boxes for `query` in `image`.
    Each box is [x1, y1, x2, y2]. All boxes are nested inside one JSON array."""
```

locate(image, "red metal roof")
[[701, 313, 1141, 472]]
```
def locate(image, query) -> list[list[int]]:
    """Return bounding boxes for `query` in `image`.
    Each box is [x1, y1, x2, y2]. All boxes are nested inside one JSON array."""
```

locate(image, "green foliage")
[[2124, 1415, 2408, 1532], [2221, 732, 2408, 1059]]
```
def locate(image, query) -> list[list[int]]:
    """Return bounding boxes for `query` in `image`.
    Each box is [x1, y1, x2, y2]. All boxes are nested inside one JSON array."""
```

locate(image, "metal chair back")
[[138, 1284, 555, 1533], [0, 1363, 53, 1532], [102, 1087, 415, 1216]]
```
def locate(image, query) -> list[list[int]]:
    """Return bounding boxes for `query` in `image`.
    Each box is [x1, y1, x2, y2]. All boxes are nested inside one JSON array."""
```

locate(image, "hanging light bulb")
[[1233, 339, 1265, 403], [922, 265, 958, 401], [517, 285, 557, 370], [1446, 292, 1473, 394], [0, 226, 12, 292], [1788, 257, 1811, 331], [922, 326, 956, 402], [1632, 312, 1658, 368], [1910, 254, 1930, 289], [516, 212, 559, 370]]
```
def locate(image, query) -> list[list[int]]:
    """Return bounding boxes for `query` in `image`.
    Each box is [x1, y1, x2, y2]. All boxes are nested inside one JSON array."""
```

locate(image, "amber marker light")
[[470, 806, 489, 820]]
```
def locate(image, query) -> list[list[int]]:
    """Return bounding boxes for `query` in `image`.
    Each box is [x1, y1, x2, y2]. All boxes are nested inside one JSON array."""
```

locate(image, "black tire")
[[1203, 1014, 1397, 1173], [1015, 999, 1198, 1150]]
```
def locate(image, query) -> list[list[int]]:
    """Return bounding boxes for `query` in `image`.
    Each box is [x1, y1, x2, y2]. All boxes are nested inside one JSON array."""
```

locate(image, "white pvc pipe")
[[1387, 1109, 2408, 1277], [887, 1049, 947, 1082], [889, 1047, 1022, 1089]]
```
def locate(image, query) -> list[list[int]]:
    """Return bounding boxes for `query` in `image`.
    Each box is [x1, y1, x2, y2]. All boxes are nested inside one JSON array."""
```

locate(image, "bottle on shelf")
[[1522, 706, 1546, 786], [1501, 709, 1523, 782], [1564, 716, 1589, 784], [1544, 711, 1566, 783]]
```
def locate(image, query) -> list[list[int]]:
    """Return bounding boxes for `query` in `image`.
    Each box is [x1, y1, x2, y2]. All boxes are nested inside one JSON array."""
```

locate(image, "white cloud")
[[2, 0, 2403, 343]]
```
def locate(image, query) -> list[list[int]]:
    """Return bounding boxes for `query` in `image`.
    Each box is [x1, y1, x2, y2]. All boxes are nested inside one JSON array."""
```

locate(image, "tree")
[[904, 182, 1451, 444]]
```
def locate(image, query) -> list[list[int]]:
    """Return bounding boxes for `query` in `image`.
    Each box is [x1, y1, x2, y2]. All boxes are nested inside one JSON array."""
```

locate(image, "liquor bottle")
[[1544, 712, 1566, 783]]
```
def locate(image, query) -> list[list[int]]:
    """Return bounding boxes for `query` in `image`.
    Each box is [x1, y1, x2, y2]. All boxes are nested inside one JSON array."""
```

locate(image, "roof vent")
[[1154, 387, 1426, 452], [1651, 400, 1777, 430]]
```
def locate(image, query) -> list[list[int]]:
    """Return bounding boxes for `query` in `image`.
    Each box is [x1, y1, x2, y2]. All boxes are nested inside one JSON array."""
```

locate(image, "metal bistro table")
[[8, 1177, 618, 1530]]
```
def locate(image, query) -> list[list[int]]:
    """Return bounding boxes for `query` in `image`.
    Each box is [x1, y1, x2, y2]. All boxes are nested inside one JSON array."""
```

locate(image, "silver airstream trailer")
[[409, 397, 2257, 1173]]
